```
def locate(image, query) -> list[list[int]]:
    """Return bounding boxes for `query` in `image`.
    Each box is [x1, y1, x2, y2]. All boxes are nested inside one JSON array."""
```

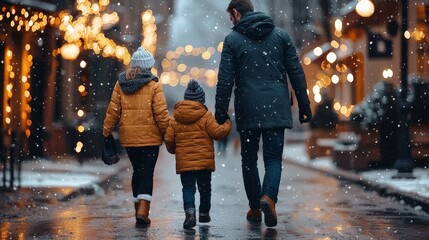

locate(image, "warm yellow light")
[[355, 0, 375, 18], [217, 42, 224, 52], [404, 31, 411, 39], [77, 125, 85, 133], [382, 69, 393, 79], [340, 106, 348, 115], [314, 94, 322, 103], [6, 106, 11, 113], [60, 43, 80, 60], [326, 52, 337, 63], [190, 67, 200, 76], [180, 75, 191, 86], [205, 69, 216, 79], [177, 64, 187, 72], [175, 47, 184, 55], [77, 110, 85, 117], [80, 60, 87, 68], [331, 74, 340, 84], [313, 47, 323, 56], [335, 19, 342, 32], [303, 57, 311, 65], [185, 45, 193, 53], [347, 73, 354, 82], [313, 85, 320, 95], [78, 85, 86, 92], [334, 102, 341, 111], [202, 51, 211, 60]]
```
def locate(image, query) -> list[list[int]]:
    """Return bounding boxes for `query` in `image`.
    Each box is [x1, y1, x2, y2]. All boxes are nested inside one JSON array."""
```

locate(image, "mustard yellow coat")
[[165, 100, 231, 174], [103, 71, 170, 147]]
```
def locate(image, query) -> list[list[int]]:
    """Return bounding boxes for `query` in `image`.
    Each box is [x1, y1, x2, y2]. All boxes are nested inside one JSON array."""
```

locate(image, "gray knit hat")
[[131, 47, 155, 69], [184, 79, 205, 104]]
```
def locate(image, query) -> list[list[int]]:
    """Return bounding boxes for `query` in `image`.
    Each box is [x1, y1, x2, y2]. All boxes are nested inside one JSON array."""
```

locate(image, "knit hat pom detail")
[[184, 79, 205, 104], [187, 80, 200, 91]]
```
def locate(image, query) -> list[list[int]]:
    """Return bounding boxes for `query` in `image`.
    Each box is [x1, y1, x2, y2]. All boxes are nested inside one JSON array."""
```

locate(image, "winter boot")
[[136, 199, 151, 226], [246, 208, 262, 222], [199, 212, 211, 223], [183, 208, 196, 229], [260, 195, 277, 227]]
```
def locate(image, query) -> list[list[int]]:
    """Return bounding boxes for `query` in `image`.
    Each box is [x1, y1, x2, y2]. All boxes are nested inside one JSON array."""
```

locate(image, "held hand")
[[299, 106, 312, 124], [215, 112, 229, 124]]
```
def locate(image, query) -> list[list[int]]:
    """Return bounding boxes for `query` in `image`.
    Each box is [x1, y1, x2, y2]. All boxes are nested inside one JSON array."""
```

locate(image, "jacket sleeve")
[[205, 112, 232, 141], [103, 82, 121, 137], [215, 35, 235, 124], [152, 82, 170, 136], [282, 31, 310, 107], [164, 119, 176, 154]]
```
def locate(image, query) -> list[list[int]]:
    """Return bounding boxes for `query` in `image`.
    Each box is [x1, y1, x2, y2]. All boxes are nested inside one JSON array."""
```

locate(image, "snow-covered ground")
[[283, 143, 429, 200], [0, 157, 128, 189]]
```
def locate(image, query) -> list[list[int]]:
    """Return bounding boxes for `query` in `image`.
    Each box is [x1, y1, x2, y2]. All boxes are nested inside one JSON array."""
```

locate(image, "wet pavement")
[[1, 146, 429, 239]]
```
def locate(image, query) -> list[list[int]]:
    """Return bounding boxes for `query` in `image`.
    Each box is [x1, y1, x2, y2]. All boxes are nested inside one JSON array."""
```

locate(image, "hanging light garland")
[[58, 0, 131, 63], [160, 42, 223, 88]]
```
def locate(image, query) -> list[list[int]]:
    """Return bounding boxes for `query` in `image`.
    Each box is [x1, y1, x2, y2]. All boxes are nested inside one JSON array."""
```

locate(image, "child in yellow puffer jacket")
[[164, 79, 231, 229]]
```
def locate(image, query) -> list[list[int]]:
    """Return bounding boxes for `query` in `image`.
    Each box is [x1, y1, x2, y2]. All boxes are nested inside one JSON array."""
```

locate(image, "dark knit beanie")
[[184, 79, 205, 104]]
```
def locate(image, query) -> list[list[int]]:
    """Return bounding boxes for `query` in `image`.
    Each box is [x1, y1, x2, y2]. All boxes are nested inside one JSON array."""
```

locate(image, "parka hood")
[[173, 100, 208, 124], [233, 12, 275, 40], [118, 69, 158, 94]]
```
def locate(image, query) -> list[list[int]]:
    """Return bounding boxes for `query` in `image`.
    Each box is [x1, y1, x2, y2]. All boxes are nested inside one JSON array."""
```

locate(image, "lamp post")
[[393, 0, 415, 179]]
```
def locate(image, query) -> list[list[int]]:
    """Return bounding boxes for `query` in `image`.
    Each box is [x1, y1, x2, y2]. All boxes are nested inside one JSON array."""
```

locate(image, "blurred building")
[[298, 0, 429, 167], [1, 0, 173, 160]]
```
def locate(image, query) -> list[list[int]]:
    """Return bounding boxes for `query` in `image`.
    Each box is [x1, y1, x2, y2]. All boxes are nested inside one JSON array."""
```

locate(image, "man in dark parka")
[[215, 0, 312, 227]]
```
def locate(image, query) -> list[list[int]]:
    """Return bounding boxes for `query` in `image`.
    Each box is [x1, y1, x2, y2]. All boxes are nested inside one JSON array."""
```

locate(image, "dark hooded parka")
[[215, 12, 309, 130]]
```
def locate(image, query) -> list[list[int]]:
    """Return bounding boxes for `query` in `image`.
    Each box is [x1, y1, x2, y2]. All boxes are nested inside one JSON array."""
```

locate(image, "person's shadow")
[[247, 222, 278, 239], [182, 225, 210, 240], [198, 225, 210, 240], [183, 227, 196, 239]]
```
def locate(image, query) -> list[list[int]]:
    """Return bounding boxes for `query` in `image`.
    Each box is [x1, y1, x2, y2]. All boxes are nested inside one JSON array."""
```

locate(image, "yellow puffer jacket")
[[165, 100, 231, 174], [103, 70, 170, 147]]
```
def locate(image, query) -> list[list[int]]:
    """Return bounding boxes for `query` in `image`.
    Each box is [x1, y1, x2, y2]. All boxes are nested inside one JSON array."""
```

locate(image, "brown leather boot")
[[134, 202, 138, 217], [260, 195, 277, 227], [246, 208, 262, 222], [136, 200, 151, 225]]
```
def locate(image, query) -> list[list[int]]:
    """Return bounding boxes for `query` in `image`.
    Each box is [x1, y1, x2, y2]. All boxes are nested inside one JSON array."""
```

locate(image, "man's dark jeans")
[[126, 146, 159, 198], [180, 170, 212, 213], [239, 128, 284, 209]]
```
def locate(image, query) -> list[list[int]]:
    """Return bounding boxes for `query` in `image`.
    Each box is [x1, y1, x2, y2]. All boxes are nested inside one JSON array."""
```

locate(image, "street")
[[1, 146, 429, 240]]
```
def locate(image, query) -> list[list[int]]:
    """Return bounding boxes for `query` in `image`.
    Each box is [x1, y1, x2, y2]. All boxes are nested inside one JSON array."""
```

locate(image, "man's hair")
[[227, 0, 254, 15]]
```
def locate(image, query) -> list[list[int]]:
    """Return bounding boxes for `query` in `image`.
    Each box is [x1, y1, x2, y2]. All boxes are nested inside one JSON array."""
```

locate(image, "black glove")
[[295, 89, 312, 124], [299, 105, 312, 123], [215, 111, 230, 124]]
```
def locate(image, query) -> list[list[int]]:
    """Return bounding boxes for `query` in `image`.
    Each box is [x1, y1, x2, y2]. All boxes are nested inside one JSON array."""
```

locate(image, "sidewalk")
[[2, 141, 428, 215], [0, 155, 129, 208], [283, 142, 429, 213]]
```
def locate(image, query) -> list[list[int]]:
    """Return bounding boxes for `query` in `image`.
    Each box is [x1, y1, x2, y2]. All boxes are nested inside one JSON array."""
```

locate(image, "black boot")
[[199, 212, 211, 223], [183, 208, 196, 229]]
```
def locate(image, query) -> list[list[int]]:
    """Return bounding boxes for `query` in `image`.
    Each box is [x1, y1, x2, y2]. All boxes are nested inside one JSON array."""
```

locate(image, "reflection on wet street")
[[1, 148, 429, 239]]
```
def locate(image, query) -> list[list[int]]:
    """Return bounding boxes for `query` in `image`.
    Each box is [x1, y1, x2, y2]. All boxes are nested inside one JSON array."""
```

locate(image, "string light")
[[58, 0, 131, 63]]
